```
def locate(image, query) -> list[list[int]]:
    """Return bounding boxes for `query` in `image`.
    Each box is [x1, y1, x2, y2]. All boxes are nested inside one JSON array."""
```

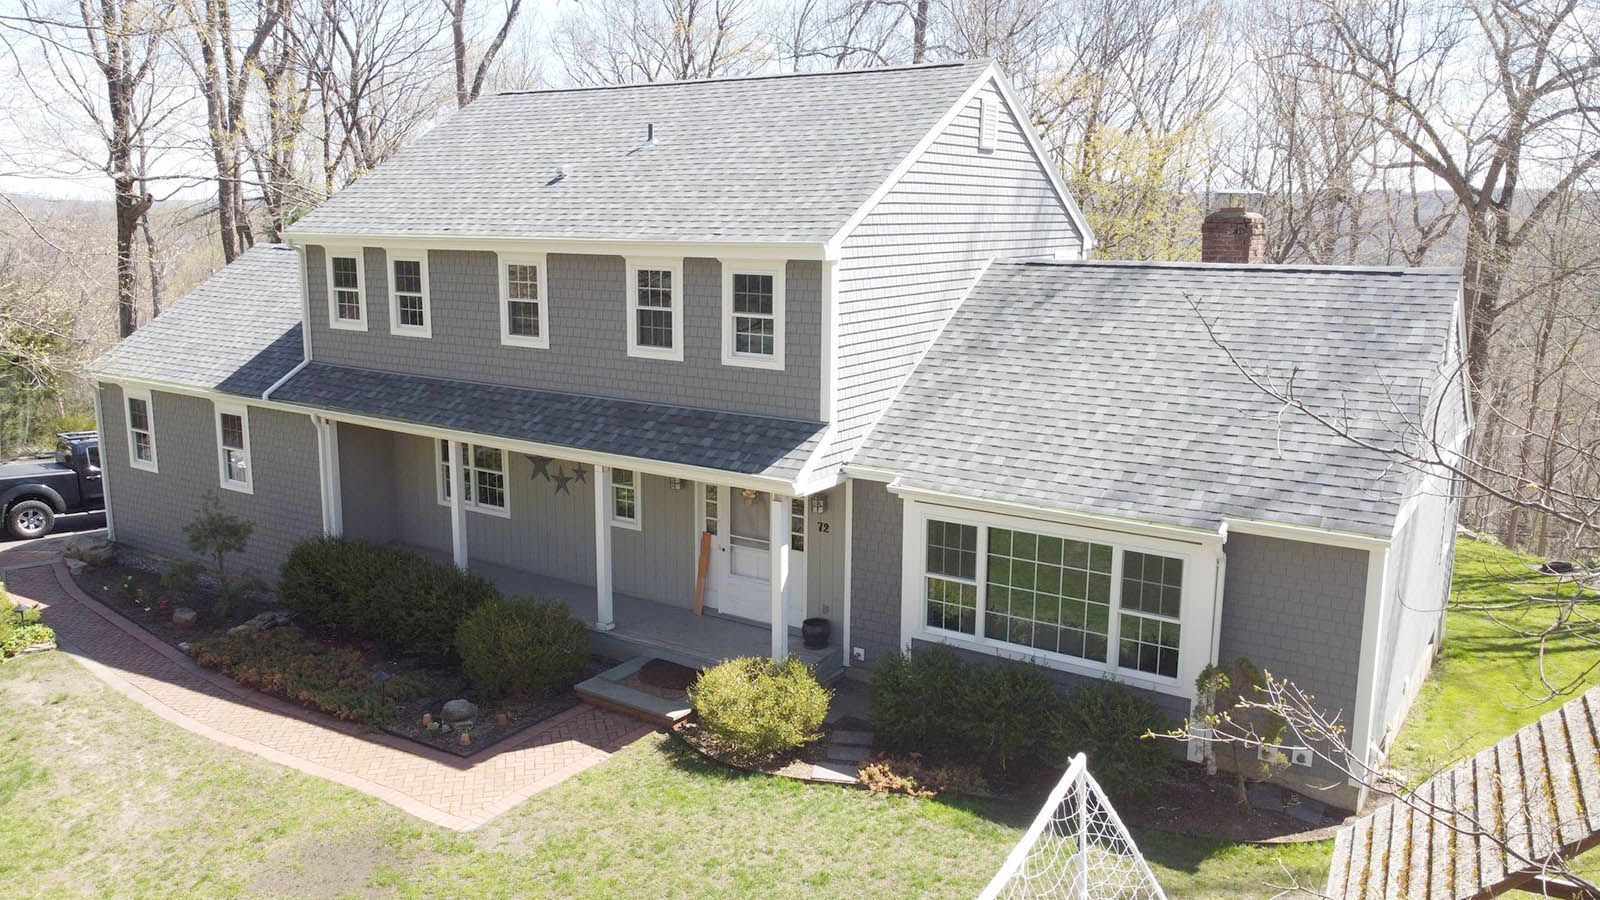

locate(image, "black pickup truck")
[[0, 431, 104, 540]]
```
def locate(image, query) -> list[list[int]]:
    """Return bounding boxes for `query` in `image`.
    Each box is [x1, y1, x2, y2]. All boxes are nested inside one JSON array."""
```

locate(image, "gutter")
[[261, 356, 310, 402]]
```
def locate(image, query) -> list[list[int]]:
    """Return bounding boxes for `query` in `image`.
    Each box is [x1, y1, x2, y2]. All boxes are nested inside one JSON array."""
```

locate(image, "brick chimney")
[[1200, 206, 1266, 264]]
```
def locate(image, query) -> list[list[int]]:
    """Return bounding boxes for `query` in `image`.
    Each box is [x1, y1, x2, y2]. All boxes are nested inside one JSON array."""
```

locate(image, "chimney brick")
[[1201, 208, 1266, 264]]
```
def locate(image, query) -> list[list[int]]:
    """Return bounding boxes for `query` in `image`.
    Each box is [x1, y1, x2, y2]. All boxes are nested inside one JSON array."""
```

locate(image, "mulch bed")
[[72, 559, 607, 759], [672, 718, 837, 780], [1116, 764, 1347, 843]]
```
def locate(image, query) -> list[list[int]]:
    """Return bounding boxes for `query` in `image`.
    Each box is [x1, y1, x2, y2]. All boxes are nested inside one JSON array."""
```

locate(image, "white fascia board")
[[284, 232, 827, 262], [889, 481, 1223, 548], [1347, 544, 1391, 792], [1224, 517, 1391, 552], [841, 464, 898, 483]]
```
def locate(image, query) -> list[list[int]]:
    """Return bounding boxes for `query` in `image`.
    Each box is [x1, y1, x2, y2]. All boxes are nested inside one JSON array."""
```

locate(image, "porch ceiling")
[[273, 361, 825, 483]]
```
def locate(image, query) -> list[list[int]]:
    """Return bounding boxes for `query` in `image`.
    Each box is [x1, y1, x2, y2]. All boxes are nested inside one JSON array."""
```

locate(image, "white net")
[[978, 754, 1166, 900]]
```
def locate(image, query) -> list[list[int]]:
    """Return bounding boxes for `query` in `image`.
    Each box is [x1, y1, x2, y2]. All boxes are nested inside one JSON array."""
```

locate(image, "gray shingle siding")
[[1219, 533, 1369, 787], [99, 384, 322, 581], [805, 485, 846, 621], [824, 77, 1084, 470], [848, 479, 904, 667], [305, 245, 821, 421]]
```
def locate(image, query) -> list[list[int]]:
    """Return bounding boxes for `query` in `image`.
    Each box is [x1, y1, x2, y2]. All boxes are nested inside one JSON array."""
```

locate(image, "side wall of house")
[[99, 383, 323, 580], [1218, 533, 1369, 796], [824, 77, 1085, 468], [805, 485, 847, 622], [304, 247, 822, 421]]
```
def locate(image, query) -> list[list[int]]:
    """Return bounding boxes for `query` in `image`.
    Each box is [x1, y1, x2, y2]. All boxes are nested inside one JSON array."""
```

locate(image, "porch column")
[[770, 495, 791, 662], [448, 439, 468, 569], [593, 463, 615, 631], [314, 417, 343, 538]]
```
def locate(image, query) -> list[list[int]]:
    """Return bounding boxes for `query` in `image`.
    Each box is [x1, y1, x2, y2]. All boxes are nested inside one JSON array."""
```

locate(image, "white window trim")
[[497, 252, 550, 349], [324, 247, 367, 332], [387, 251, 433, 339], [624, 257, 683, 361], [435, 440, 511, 518], [719, 259, 786, 370], [899, 499, 1217, 700], [124, 387, 157, 473], [610, 468, 642, 530], [213, 402, 254, 494]]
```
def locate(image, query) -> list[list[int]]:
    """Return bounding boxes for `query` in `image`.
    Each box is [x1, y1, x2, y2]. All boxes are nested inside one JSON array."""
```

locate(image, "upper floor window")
[[388, 253, 432, 338], [214, 403, 253, 493], [626, 258, 682, 361], [436, 440, 508, 516], [611, 468, 640, 529], [498, 255, 549, 349], [326, 250, 366, 330], [720, 260, 785, 369], [124, 388, 157, 473]]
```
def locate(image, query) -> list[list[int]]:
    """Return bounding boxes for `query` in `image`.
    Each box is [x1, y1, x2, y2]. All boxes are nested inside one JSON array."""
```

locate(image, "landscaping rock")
[[64, 535, 115, 567], [177, 642, 193, 655], [227, 610, 293, 636], [171, 607, 197, 627], [441, 699, 479, 727], [64, 558, 87, 576]]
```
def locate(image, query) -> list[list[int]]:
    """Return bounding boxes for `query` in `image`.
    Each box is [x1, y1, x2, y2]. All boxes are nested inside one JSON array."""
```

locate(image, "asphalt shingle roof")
[[854, 259, 1464, 537], [271, 362, 826, 481], [90, 244, 303, 396], [285, 62, 987, 243]]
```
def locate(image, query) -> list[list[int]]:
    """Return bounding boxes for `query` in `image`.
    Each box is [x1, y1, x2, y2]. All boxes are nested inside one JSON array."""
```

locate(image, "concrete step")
[[824, 742, 870, 765], [831, 729, 873, 748], [576, 656, 692, 728]]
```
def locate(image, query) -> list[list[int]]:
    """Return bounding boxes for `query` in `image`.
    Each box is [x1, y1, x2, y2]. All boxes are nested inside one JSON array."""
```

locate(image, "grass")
[[4, 535, 1572, 899]]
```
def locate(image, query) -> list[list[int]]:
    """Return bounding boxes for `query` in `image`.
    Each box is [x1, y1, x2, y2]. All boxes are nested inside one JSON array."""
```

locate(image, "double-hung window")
[[720, 260, 785, 369], [909, 504, 1206, 692], [499, 255, 549, 348], [611, 468, 640, 529], [625, 258, 682, 360], [388, 253, 431, 337], [326, 249, 366, 330], [124, 388, 157, 472], [436, 440, 508, 516], [214, 403, 252, 493]]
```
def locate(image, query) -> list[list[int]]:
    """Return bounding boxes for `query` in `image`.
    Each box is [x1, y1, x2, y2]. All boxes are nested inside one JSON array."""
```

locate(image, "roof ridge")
[[1006, 258, 1460, 277], [491, 59, 986, 98]]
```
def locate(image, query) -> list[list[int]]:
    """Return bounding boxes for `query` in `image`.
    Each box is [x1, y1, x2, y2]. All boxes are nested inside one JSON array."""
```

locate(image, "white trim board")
[[286, 233, 827, 262]]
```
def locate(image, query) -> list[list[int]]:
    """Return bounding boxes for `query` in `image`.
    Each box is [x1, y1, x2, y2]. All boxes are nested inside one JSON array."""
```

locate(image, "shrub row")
[[690, 657, 831, 760], [278, 538, 498, 657], [192, 627, 424, 726], [455, 598, 589, 699], [870, 645, 1170, 800]]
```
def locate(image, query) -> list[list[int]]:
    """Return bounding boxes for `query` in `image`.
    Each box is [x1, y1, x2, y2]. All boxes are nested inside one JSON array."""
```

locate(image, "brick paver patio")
[[0, 558, 652, 831]]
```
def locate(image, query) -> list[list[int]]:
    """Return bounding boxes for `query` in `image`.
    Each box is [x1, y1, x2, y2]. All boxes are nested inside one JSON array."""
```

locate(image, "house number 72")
[[816, 522, 830, 534]]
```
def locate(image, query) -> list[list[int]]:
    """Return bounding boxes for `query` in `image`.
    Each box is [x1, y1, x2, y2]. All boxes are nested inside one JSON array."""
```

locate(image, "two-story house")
[[88, 60, 1468, 811]]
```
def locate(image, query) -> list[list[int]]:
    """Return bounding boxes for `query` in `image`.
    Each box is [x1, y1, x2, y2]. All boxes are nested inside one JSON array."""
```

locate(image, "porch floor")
[[410, 547, 840, 677]]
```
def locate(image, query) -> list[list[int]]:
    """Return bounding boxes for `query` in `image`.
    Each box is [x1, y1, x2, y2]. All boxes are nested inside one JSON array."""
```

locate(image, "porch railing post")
[[448, 439, 468, 569], [770, 495, 790, 662], [593, 463, 615, 631]]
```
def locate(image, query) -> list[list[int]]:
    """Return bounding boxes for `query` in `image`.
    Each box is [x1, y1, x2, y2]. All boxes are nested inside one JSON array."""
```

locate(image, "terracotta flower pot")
[[496, 712, 509, 727], [421, 713, 433, 727], [458, 731, 472, 747]]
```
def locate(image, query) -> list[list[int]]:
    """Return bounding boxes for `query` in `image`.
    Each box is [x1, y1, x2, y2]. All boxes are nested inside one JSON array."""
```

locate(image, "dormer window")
[[720, 260, 785, 370], [326, 250, 366, 330], [499, 254, 549, 349], [388, 253, 431, 338], [625, 258, 682, 361]]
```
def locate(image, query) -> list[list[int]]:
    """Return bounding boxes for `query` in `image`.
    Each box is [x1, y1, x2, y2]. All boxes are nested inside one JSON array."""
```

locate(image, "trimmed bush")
[[870, 645, 966, 756], [279, 538, 498, 655], [1048, 680, 1171, 803], [690, 657, 830, 760], [192, 627, 423, 726], [455, 597, 590, 699], [955, 659, 1063, 772]]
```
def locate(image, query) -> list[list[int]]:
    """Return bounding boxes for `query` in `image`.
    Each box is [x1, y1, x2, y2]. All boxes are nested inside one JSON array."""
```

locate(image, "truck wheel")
[[6, 500, 54, 540]]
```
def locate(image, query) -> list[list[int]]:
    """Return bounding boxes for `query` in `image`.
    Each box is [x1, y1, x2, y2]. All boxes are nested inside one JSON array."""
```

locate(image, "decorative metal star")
[[526, 455, 554, 481], [551, 470, 574, 495], [572, 464, 588, 484]]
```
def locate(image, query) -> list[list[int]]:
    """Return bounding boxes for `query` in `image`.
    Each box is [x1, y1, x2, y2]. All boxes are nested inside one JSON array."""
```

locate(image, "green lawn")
[[2, 536, 1572, 899]]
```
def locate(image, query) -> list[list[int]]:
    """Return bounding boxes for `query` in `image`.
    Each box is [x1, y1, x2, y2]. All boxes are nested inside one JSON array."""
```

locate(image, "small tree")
[[1190, 656, 1288, 808], [183, 490, 254, 621]]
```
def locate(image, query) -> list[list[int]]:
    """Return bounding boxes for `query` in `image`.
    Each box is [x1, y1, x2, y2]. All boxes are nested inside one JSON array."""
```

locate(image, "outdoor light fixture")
[[811, 495, 828, 514], [669, 477, 685, 491]]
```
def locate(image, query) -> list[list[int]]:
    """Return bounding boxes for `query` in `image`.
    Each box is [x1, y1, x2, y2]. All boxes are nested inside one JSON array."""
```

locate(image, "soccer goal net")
[[978, 754, 1166, 900]]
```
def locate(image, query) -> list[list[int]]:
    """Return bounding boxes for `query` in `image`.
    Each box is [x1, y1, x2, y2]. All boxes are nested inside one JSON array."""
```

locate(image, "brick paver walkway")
[[1, 559, 652, 830]]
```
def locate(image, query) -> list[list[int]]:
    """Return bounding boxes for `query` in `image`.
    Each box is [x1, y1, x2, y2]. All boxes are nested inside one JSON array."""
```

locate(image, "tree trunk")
[[911, 0, 928, 62]]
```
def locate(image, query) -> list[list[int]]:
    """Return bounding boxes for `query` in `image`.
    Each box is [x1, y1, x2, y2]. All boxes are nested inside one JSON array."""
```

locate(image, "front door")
[[700, 485, 806, 624]]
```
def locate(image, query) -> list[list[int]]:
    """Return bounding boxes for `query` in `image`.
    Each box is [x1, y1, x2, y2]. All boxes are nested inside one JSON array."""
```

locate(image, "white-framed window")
[[902, 501, 1216, 697], [790, 497, 806, 552], [325, 248, 366, 330], [702, 484, 719, 535], [625, 258, 682, 361], [436, 440, 509, 517], [498, 254, 549, 349], [719, 260, 785, 369], [611, 468, 641, 529], [213, 403, 253, 493], [124, 388, 157, 473], [387, 252, 432, 338], [978, 95, 997, 151]]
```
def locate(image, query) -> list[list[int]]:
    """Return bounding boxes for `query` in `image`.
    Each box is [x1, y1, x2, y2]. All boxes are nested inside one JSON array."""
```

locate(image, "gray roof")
[[286, 62, 988, 244], [90, 244, 303, 396], [271, 363, 826, 481], [854, 259, 1464, 537]]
